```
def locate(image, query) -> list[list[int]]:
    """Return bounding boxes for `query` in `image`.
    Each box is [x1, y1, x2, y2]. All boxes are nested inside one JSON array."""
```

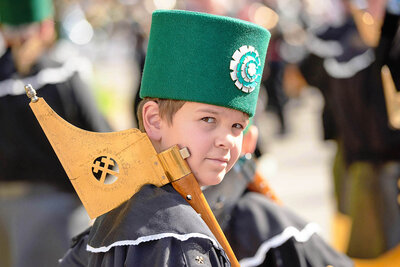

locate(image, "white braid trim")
[[239, 222, 321, 267], [0, 57, 91, 97], [323, 49, 375, 78], [305, 34, 343, 58], [86, 232, 220, 253]]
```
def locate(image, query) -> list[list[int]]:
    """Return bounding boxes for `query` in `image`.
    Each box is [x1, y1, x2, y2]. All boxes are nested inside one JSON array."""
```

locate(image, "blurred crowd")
[[1, 0, 400, 266]]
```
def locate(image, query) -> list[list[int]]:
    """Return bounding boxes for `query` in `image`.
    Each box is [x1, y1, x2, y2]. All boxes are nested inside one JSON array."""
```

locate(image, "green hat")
[[140, 10, 270, 117], [0, 0, 54, 26]]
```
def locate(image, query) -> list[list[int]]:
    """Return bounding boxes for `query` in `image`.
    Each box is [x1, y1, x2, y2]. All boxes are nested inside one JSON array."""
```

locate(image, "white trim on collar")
[[239, 222, 321, 267], [305, 33, 343, 58], [86, 232, 221, 253], [323, 49, 375, 79], [0, 57, 90, 97]]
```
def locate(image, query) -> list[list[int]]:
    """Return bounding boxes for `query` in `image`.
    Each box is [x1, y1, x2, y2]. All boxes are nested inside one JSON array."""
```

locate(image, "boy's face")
[[159, 102, 249, 186]]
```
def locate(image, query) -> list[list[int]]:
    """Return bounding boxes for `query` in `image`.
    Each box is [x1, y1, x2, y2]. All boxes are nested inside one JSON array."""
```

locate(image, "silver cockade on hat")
[[230, 45, 262, 93]]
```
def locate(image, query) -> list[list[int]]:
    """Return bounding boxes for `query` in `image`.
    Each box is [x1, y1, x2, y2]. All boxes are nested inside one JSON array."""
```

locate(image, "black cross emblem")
[[92, 156, 119, 184]]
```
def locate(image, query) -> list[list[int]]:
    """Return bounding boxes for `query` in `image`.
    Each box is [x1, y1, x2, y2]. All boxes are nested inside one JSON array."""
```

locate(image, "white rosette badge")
[[230, 45, 262, 93]]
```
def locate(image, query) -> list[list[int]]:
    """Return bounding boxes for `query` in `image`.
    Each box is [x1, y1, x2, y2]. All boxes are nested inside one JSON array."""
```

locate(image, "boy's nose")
[[215, 132, 235, 149]]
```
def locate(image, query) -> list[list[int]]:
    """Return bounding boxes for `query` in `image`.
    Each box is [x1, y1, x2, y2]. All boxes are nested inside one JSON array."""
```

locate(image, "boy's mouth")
[[206, 157, 229, 166]]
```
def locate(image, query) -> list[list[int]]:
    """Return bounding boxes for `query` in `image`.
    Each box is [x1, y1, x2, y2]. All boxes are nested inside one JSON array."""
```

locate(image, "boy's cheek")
[[233, 151, 242, 166], [185, 156, 196, 173]]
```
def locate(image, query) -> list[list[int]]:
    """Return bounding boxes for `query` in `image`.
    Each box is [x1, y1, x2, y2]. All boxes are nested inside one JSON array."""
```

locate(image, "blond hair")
[[137, 98, 186, 132]]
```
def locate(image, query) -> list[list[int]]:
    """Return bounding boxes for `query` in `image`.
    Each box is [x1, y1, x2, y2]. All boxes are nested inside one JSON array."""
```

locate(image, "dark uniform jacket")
[[0, 48, 111, 192], [59, 184, 229, 266]]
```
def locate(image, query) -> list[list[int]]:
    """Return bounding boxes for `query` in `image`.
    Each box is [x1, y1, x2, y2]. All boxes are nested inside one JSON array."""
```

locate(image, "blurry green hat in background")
[[140, 10, 271, 117], [0, 0, 54, 25]]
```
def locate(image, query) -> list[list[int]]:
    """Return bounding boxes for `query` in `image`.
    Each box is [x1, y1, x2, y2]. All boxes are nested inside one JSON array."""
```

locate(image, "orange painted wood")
[[172, 173, 240, 267], [247, 172, 281, 204], [28, 97, 168, 219]]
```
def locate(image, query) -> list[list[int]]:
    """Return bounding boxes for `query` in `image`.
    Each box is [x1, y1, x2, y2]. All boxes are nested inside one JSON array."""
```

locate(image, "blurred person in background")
[[298, 1, 371, 248], [262, 30, 289, 136], [340, 0, 400, 258], [0, 0, 111, 266], [299, 0, 400, 259]]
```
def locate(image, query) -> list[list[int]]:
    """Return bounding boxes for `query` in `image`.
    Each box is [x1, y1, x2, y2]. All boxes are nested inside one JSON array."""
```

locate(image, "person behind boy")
[[59, 9, 270, 266], [204, 121, 354, 266], [0, 0, 111, 266]]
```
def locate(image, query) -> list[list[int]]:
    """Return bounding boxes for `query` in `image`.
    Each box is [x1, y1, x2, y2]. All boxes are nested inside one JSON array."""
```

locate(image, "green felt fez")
[[140, 10, 271, 117], [0, 0, 53, 25]]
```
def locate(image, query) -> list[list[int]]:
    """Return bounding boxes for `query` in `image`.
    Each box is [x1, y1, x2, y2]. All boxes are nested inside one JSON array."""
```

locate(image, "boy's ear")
[[241, 125, 259, 155], [39, 19, 57, 45], [142, 101, 162, 142]]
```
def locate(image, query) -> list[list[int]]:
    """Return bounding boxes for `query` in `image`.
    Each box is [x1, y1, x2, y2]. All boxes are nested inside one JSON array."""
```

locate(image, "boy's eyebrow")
[[196, 108, 249, 123], [196, 108, 220, 115]]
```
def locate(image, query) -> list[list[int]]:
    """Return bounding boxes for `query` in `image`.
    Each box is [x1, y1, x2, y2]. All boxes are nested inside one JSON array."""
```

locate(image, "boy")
[[59, 9, 270, 266]]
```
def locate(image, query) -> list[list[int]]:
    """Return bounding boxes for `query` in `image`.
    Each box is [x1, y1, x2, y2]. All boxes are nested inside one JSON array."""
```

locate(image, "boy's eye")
[[201, 117, 216, 123], [232, 123, 244, 130]]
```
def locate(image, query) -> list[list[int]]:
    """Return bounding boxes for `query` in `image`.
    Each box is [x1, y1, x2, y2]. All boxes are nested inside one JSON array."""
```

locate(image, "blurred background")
[[1, 0, 400, 266]]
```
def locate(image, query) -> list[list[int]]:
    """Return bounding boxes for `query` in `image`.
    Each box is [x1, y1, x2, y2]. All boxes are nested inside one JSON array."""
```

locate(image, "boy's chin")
[[198, 173, 225, 187]]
